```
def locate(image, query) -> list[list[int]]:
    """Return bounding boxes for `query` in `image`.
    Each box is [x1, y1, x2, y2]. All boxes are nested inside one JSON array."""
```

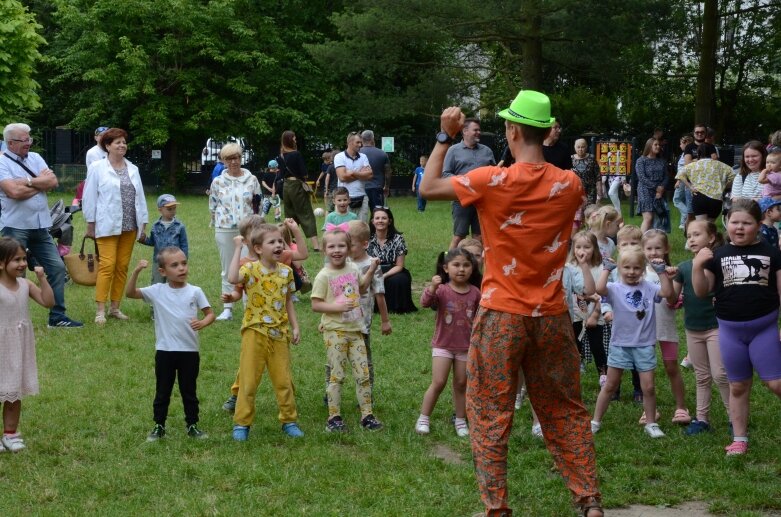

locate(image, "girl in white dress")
[[0, 237, 54, 453]]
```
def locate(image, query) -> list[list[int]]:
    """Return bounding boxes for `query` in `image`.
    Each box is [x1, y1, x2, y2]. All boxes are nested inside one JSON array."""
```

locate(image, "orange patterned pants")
[[467, 308, 600, 516]]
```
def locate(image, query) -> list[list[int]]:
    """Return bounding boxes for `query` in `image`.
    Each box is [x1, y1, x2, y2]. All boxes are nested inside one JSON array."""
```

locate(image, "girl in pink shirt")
[[415, 248, 481, 437]]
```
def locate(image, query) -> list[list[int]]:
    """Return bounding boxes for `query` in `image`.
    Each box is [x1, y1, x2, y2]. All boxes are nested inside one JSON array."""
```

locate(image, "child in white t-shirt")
[[126, 246, 215, 442]]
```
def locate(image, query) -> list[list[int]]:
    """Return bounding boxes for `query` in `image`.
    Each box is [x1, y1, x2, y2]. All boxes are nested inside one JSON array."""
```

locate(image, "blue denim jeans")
[[2, 227, 66, 318], [672, 183, 689, 228]]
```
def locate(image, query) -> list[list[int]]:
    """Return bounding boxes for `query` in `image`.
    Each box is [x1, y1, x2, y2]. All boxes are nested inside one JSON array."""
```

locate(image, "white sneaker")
[[599, 375, 607, 388], [591, 420, 601, 434], [531, 423, 543, 438], [415, 418, 430, 435], [644, 423, 666, 438], [216, 308, 233, 321], [454, 420, 469, 437], [515, 387, 526, 410], [1, 433, 26, 452], [680, 356, 693, 369]]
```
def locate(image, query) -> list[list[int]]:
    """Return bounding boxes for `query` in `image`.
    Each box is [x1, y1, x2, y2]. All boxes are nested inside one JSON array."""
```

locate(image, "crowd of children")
[[3, 180, 781, 459]]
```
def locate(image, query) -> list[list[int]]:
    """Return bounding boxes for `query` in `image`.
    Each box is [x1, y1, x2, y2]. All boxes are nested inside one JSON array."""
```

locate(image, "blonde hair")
[[591, 206, 619, 233], [347, 220, 370, 243], [568, 231, 601, 267], [617, 245, 646, 269], [249, 224, 281, 248], [238, 214, 266, 241], [322, 228, 351, 248], [219, 142, 243, 161], [616, 225, 642, 245], [458, 237, 484, 254], [641, 229, 671, 265], [583, 204, 600, 227]]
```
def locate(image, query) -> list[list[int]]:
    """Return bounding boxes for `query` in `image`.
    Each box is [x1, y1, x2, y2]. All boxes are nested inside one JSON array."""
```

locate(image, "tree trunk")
[[694, 0, 718, 125], [521, 11, 543, 90]]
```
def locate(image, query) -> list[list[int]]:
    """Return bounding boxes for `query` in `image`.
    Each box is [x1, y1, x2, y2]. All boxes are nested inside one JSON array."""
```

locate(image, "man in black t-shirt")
[[683, 124, 718, 165], [542, 119, 572, 170]]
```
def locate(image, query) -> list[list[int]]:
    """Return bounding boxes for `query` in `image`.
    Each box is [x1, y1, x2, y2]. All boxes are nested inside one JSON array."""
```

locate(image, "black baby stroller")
[[27, 200, 81, 274], [50, 199, 81, 258]]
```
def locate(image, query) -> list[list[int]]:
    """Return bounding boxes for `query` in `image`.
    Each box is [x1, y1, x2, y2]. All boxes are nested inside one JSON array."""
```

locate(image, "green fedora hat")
[[498, 90, 556, 128]]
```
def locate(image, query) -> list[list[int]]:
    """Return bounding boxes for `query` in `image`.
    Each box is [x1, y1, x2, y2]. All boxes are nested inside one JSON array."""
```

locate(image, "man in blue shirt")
[[360, 130, 392, 209], [0, 123, 83, 328]]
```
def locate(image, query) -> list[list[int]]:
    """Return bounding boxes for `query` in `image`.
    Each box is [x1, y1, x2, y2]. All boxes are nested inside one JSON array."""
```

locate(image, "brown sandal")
[[580, 497, 604, 517]]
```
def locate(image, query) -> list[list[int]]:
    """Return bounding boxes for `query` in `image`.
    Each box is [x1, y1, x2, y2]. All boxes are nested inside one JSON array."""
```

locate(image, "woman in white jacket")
[[208, 142, 262, 320], [82, 128, 148, 325]]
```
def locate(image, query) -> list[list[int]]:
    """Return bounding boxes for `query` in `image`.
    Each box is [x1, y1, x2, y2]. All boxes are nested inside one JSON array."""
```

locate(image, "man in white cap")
[[86, 126, 109, 169], [420, 91, 602, 517]]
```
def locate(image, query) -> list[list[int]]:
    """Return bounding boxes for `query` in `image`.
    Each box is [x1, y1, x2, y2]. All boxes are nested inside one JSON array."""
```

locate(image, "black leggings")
[[573, 321, 607, 374]]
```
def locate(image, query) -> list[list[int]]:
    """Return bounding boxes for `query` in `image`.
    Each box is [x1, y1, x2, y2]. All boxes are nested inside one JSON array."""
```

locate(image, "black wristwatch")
[[436, 131, 454, 145]]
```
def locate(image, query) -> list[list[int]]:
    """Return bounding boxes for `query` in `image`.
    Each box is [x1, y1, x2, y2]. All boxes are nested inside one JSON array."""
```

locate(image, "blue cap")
[[95, 126, 109, 136], [157, 194, 179, 208], [268, 159, 279, 168], [758, 196, 781, 213]]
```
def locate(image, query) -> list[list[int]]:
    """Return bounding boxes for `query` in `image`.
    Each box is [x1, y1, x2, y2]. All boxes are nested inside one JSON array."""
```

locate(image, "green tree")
[[0, 0, 46, 123], [43, 0, 340, 186]]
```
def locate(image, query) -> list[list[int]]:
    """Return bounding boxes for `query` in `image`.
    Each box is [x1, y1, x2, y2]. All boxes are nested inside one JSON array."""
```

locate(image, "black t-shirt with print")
[[704, 241, 781, 321], [683, 142, 717, 160]]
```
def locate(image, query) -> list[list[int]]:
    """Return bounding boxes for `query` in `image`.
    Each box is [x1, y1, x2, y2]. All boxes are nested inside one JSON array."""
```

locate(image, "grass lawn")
[[2, 193, 780, 516]]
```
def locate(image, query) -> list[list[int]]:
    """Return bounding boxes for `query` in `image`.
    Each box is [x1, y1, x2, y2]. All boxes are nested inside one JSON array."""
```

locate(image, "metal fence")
[[24, 128, 747, 196]]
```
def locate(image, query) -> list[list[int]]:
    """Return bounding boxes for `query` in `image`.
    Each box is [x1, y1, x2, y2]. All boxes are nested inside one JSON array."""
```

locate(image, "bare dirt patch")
[[431, 443, 466, 465], [606, 501, 781, 516]]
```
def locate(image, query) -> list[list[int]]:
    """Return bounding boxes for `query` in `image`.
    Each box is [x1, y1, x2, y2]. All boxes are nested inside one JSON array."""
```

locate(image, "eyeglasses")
[[10, 137, 33, 144]]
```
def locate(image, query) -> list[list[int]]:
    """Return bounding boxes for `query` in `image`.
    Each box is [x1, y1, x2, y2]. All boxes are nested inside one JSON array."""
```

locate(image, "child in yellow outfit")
[[311, 226, 384, 432], [227, 223, 302, 440]]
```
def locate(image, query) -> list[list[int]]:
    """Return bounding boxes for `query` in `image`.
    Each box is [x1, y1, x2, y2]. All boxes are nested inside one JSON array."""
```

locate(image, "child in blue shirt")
[[411, 155, 428, 212], [143, 194, 189, 284]]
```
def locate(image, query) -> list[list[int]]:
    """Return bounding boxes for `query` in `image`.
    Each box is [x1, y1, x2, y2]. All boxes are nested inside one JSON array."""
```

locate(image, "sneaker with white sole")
[[360, 414, 383, 431], [48, 315, 84, 328], [326, 416, 347, 433], [680, 356, 693, 369], [531, 423, 543, 438], [222, 395, 237, 413], [216, 308, 233, 321], [282, 422, 304, 438], [591, 420, 601, 434], [644, 423, 666, 438], [415, 417, 430, 435], [187, 424, 208, 439], [147, 424, 165, 442], [453, 418, 469, 438], [232, 425, 250, 441], [1, 433, 25, 452]]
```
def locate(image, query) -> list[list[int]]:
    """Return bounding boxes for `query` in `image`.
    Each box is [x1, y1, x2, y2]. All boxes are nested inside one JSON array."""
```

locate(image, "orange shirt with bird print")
[[450, 162, 583, 317]]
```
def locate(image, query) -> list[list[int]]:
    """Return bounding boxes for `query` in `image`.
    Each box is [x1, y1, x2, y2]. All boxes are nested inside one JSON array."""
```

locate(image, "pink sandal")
[[672, 408, 692, 425], [725, 441, 748, 456], [638, 410, 661, 425]]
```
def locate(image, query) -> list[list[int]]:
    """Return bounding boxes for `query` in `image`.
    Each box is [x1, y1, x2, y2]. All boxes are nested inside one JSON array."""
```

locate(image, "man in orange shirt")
[[420, 91, 602, 517]]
